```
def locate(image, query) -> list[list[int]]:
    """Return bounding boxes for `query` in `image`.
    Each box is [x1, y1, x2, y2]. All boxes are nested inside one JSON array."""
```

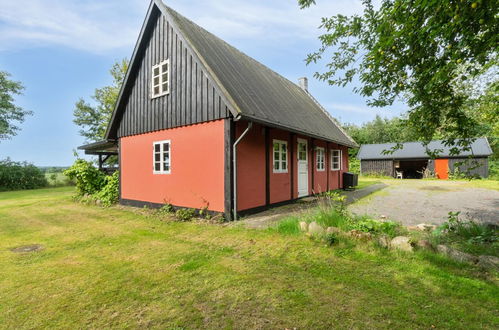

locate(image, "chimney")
[[298, 77, 308, 92]]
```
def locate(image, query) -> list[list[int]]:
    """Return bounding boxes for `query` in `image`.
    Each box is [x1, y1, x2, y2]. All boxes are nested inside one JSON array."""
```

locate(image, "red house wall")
[[235, 121, 350, 212], [120, 120, 225, 212], [235, 122, 266, 211]]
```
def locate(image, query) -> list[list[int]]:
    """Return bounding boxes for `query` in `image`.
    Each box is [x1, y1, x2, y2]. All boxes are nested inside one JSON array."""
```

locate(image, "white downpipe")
[[232, 122, 253, 220]]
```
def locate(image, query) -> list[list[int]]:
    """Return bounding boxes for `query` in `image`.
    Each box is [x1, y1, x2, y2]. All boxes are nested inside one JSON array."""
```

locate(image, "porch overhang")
[[78, 140, 118, 156]]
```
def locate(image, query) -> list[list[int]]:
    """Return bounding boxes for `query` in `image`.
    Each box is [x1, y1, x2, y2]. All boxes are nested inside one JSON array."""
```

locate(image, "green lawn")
[[1, 188, 498, 329]]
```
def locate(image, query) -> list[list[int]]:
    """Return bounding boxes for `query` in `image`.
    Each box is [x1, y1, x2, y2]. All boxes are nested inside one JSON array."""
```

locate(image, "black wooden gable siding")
[[117, 12, 232, 138]]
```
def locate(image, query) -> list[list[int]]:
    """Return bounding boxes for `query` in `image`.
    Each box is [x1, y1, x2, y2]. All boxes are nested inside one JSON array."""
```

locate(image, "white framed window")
[[331, 149, 342, 171], [273, 140, 288, 173], [316, 147, 325, 171], [151, 59, 170, 98], [153, 140, 171, 174]]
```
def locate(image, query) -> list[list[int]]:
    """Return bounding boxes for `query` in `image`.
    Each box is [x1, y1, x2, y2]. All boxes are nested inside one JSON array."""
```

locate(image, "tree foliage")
[[343, 115, 419, 147], [299, 0, 498, 151], [73, 59, 128, 142], [0, 71, 31, 140]]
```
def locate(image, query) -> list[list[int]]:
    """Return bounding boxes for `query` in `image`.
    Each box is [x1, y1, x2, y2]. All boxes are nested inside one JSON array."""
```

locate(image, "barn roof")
[[357, 138, 493, 160], [103, 0, 356, 147]]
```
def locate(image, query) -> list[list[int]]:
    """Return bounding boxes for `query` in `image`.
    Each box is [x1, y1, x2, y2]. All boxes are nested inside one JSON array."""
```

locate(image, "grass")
[[460, 179, 499, 191], [1, 187, 498, 328], [356, 176, 382, 189]]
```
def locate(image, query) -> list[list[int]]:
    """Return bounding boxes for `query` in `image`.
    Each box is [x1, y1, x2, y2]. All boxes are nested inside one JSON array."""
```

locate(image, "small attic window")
[[151, 59, 169, 98]]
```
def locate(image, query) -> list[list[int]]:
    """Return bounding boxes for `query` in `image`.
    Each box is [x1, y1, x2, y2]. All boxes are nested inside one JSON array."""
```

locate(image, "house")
[[357, 138, 493, 179], [79, 0, 357, 220]]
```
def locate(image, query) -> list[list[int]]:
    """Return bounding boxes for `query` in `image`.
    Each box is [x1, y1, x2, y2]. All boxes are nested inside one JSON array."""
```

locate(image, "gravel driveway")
[[349, 180, 499, 226]]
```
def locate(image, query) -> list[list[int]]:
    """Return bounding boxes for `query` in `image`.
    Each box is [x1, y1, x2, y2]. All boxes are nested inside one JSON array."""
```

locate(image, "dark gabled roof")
[[357, 138, 493, 160], [105, 0, 356, 147]]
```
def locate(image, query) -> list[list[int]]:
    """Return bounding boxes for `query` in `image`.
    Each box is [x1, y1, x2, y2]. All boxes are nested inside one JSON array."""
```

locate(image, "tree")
[[73, 59, 128, 142], [0, 71, 31, 140], [299, 0, 498, 151], [343, 115, 419, 147]]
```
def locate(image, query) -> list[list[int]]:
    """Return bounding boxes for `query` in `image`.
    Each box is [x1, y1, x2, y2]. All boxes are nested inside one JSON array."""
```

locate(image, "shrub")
[[350, 216, 400, 237], [175, 208, 196, 221], [64, 159, 106, 196], [324, 232, 339, 246], [0, 158, 48, 191], [157, 204, 174, 216], [95, 171, 119, 206], [321, 191, 347, 216]]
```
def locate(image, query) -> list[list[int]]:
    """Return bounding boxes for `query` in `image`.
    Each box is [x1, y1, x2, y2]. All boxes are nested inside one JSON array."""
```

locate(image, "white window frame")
[[316, 147, 325, 171], [273, 139, 288, 173], [153, 140, 171, 174], [331, 149, 342, 171], [151, 59, 170, 98]]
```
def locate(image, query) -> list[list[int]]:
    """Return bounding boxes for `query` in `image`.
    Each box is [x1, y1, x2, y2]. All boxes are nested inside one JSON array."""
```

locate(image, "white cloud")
[[323, 102, 406, 124], [0, 0, 367, 53], [169, 0, 366, 41], [0, 0, 147, 53]]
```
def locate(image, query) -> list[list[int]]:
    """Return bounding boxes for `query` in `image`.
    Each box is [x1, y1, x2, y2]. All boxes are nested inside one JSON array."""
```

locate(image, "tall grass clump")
[[432, 211, 498, 256], [270, 217, 301, 235]]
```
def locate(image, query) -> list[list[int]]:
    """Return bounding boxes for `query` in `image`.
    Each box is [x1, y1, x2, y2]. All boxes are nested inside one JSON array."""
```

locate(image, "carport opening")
[[394, 160, 429, 179]]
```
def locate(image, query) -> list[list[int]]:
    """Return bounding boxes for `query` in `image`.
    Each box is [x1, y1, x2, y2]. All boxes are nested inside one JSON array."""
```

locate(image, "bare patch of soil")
[[10, 244, 44, 253]]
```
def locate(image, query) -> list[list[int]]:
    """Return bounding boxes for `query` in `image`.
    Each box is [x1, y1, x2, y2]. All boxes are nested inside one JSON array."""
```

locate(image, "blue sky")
[[0, 0, 404, 166]]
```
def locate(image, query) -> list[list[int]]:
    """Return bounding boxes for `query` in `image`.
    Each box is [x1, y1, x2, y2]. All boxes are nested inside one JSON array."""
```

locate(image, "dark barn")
[[357, 138, 492, 179]]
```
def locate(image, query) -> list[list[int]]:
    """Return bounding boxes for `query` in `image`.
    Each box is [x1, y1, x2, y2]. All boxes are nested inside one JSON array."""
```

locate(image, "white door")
[[297, 139, 308, 197]]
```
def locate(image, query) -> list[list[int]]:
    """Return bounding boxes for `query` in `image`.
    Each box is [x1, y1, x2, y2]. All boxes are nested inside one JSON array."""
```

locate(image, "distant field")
[[0, 187, 497, 328], [44, 171, 72, 187]]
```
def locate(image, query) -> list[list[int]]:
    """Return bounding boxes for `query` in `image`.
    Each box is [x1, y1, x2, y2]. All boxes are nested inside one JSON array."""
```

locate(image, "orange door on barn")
[[435, 159, 449, 180]]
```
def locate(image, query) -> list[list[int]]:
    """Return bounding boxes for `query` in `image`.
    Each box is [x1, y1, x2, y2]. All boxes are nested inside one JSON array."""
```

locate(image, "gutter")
[[232, 122, 253, 220]]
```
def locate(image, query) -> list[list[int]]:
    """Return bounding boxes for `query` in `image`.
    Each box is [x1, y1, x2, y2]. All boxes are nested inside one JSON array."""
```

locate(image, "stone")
[[326, 226, 341, 234], [377, 235, 391, 248], [348, 230, 372, 241], [416, 223, 437, 231], [390, 236, 413, 252], [437, 245, 478, 265], [416, 239, 433, 250], [299, 221, 309, 232], [477, 255, 499, 271], [308, 221, 325, 236]]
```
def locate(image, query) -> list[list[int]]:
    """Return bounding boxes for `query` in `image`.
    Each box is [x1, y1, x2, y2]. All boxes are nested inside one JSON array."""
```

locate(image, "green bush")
[[175, 208, 196, 221], [350, 216, 400, 237], [95, 171, 119, 206], [64, 159, 106, 196], [488, 159, 499, 180], [157, 204, 174, 216], [0, 158, 48, 191]]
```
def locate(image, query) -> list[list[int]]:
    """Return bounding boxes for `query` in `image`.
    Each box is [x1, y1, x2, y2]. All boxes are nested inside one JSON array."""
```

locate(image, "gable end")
[[109, 3, 237, 139]]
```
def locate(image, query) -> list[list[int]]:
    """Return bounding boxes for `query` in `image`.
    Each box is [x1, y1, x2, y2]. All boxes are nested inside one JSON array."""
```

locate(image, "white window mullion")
[[151, 59, 170, 98], [273, 140, 288, 173], [153, 140, 171, 174]]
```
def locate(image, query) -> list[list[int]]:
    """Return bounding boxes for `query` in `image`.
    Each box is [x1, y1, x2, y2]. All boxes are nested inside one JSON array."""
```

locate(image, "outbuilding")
[[357, 138, 492, 179], [79, 0, 357, 220]]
